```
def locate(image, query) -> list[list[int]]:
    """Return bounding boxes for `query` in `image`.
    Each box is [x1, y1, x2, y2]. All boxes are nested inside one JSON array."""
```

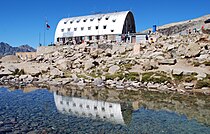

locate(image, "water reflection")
[[54, 92, 132, 125]]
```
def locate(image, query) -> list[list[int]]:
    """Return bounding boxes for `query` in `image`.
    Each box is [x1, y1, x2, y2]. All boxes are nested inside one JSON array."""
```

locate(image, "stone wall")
[[37, 46, 61, 55], [16, 52, 37, 60]]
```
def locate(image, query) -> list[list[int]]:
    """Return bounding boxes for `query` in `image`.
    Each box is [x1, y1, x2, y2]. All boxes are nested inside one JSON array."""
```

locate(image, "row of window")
[[61, 25, 114, 32], [60, 101, 113, 111], [64, 17, 116, 24], [63, 108, 115, 118]]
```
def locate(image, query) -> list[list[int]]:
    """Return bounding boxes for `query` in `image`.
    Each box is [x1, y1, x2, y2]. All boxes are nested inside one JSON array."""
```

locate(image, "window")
[[77, 20, 80, 23], [112, 19, 116, 22], [88, 36, 92, 40], [105, 16, 109, 20], [103, 25, 107, 29], [79, 104, 83, 108], [110, 114, 114, 117], [102, 107, 105, 111], [94, 106, 97, 110], [88, 27, 91, 30], [81, 27, 84, 31], [109, 104, 112, 108], [69, 109, 72, 112], [66, 101, 69, 105], [74, 28, 77, 31], [96, 35, 100, 40], [98, 17, 102, 21], [95, 26, 98, 30], [68, 28, 70, 31], [86, 105, 90, 109], [64, 22, 67, 24], [70, 21, 73, 24], [73, 103, 76, 107], [111, 30, 114, 33], [60, 101, 63, 104], [83, 19, 87, 22], [90, 18, 94, 21], [61, 29, 64, 32]]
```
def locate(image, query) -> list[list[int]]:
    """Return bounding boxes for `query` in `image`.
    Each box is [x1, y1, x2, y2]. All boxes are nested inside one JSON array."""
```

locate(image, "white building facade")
[[54, 11, 136, 44]]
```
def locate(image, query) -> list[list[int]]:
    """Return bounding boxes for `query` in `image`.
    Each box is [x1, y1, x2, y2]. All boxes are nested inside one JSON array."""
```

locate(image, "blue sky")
[[0, 0, 209, 48]]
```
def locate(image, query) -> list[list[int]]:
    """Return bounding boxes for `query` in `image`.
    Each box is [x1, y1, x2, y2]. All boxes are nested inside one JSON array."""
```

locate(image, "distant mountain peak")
[[0, 42, 36, 56]]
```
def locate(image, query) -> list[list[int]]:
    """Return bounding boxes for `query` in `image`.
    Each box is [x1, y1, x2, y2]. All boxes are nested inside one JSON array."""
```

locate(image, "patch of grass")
[[125, 72, 139, 81], [193, 61, 210, 67], [196, 79, 210, 88], [142, 72, 171, 83], [63, 71, 72, 78], [105, 72, 124, 80], [203, 61, 210, 66], [77, 74, 89, 79], [88, 69, 103, 78], [173, 73, 197, 83], [122, 63, 133, 70], [192, 62, 200, 67]]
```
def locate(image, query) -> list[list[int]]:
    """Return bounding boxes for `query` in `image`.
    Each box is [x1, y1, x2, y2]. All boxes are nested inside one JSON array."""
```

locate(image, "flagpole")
[[39, 32, 41, 46], [44, 19, 46, 46]]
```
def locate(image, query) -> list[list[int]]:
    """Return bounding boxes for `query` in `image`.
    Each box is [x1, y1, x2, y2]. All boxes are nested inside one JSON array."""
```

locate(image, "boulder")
[[93, 78, 103, 86], [50, 68, 64, 78], [7, 65, 18, 73], [84, 59, 95, 71], [158, 59, 177, 65], [0, 55, 20, 63], [167, 45, 175, 51], [108, 65, 120, 74], [185, 43, 201, 57], [72, 74, 78, 82], [172, 69, 183, 75], [55, 59, 71, 70], [148, 52, 164, 58]]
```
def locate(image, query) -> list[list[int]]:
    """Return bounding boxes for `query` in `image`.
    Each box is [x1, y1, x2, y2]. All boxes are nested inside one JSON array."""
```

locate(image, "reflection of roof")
[[204, 19, 210, 23]]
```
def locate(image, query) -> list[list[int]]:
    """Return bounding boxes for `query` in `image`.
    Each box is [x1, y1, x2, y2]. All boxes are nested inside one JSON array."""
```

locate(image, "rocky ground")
[[0, 33, 210, 95]]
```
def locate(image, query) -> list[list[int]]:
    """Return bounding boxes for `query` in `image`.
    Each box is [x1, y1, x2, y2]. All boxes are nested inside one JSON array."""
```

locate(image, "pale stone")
[[108, 65, 120, 74]]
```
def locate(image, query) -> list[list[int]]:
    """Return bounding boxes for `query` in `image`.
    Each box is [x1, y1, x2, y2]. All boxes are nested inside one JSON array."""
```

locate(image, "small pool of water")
[[0, 87, 210, 133]]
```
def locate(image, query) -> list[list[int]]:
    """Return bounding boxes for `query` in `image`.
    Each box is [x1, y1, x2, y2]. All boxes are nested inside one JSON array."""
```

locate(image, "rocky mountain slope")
[[0, 42, 36, 56], [144, 14, 210, 35]]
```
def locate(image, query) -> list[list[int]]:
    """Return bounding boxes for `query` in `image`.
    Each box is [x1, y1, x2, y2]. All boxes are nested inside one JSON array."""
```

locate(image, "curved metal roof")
[[54, 11, 134, 42]]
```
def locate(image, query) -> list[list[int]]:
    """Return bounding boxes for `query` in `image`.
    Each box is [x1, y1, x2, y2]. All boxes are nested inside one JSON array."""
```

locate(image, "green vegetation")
[[105, 71, 171, 83], [121, 63, 133, 70], [63, 70, 72, 78], [77, 74, 89, 79], [195, 74, 210, 88], [105, 72, 140, 81], [141, 72, 171, 83], [173, 72, 197, 83], [88, 69, 103, 78], [193, 61, 210, 67], [203, 61, 210, 66], [196, 79, 210, 88]]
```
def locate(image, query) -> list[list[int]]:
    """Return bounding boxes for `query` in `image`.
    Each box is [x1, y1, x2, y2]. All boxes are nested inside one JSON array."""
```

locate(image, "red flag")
[[46, 22, 50, 29]]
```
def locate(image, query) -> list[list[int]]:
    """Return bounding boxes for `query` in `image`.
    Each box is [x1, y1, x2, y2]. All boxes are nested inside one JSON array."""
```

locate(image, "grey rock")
[[50, 68, 64, 78], [93, 78, 103, 86], [185, 43, 201, 57], [8, 65, 18, 73], [108, 65, 120, 74], [84, 60, 94, 71]]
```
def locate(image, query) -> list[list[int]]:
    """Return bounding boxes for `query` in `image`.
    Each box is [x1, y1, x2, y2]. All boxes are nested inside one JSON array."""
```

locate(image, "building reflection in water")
[[54, 92, 132, 125]]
